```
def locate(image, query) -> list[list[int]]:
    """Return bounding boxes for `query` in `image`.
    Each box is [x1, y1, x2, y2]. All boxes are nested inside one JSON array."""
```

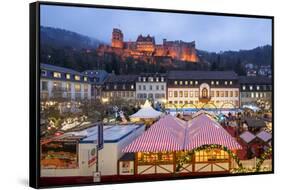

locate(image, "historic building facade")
[[239, 76, 272, 108], [135, 73, 166, 104], [97, 28, 198, 63], [83, 70, 109, 100], [102, 74, 138, 101], [40, 63, 91, 101], [166, 71, 240, 109]]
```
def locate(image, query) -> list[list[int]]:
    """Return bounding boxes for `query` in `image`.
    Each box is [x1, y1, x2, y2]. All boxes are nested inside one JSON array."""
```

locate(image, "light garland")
[[176, 144, 243, 172], [256, 146, 272, 172]]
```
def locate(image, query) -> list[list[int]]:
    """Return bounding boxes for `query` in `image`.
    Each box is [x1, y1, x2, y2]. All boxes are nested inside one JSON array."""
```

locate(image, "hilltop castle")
[[97, 28, 198, 63]]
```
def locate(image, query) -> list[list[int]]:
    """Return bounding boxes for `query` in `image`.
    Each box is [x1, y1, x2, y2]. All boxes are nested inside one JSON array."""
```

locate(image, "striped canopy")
[[184, 114, 242, 150], [123, 113, 242, 153]]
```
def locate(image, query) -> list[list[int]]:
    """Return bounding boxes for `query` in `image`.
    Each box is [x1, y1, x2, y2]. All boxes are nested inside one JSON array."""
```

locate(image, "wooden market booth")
[[119, 113, 242, 176]]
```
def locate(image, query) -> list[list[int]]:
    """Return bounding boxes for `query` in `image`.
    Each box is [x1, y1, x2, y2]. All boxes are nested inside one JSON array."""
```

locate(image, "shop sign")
[[88, 147, 97, 167]]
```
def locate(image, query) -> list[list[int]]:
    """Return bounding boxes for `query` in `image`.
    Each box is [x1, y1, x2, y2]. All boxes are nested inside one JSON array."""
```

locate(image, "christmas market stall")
[[41, 123, 145, 179], [121, 112, 242, 176], [130, 100, 163, 122]]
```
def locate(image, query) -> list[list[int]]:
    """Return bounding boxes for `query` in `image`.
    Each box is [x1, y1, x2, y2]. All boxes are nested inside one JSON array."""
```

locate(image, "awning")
[[123, 113, 242, 152], [184, 114, 242, 150], [123, 115, 184, 152]]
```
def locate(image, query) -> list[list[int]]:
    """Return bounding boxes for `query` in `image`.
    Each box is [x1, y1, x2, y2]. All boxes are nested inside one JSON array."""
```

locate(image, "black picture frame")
[[30, 1, 274, 188]]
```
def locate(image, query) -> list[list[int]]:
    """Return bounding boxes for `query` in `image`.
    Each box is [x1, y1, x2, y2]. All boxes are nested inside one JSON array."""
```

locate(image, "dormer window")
[[53, 72, 61, 78], [66, 73, 71, 79], [74, 75, 80, 81], [174, 81, 178, 85], [41, 70, 47, 77], [83, 77, 88, 82], [230, 81, 233, 85], [195, 81, 198, 85]]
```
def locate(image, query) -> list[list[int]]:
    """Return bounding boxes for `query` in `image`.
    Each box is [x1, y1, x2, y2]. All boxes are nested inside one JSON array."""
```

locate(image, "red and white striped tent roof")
[[184, 114, 242, 150], [123, 115, 185, 152], [123, 113, 242, 153]]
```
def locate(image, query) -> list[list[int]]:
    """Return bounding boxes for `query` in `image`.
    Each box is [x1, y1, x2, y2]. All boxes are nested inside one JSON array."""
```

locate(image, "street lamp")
[[101, 97, 109, 104]]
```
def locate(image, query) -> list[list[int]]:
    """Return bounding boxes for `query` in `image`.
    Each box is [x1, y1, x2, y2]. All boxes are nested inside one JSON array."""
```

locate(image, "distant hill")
[[40, 26, 272, 74], [40, 26, 102, 49], [197, 45, 272, 68]]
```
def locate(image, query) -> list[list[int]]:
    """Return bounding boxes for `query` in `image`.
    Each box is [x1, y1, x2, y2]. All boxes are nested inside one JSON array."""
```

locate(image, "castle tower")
[[111, 28, 124, 48]]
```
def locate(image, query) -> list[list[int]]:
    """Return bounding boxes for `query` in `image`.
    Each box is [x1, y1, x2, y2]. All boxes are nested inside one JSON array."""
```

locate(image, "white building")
[[167, 71, 240, 109], [40, 63, 91, 100], [239, 76, 272, 108], [41, 124, 145, 177], [136, 73, 166, 104]]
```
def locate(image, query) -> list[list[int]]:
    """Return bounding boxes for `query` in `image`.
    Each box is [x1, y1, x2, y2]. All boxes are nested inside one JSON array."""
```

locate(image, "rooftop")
[[244, 118, 266, 128], [168, 70, 238, 80], [76, 124, 144, 143], [239, 76, 272, 84], [105, 74, 138, 83], [123, 113, 241, 152], [41, 63, 85, 76]]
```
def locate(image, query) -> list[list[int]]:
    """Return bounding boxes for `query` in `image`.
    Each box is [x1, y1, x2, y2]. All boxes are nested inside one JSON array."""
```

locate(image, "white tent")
[[130, 100, 163, 120], [242, 104, 261, 112]]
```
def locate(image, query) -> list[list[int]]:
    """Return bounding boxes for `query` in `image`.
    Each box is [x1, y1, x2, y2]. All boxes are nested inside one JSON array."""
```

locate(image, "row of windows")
[[136, 150, 229, 165], [137, 93, 165, 99], [41, 70, 88, 82], [138, 85, 165, 91], [241, 92, 270, 99], [106, 84, 134, 90], [41, 81, 89, 92], [137, 152, 173, 165], [138, 76, 165, 82], [195, 149, 229, 162], [168, 90, 239, 98], [242, 85, 272, 91], [41, 91, 89, 99], [173, 80, 233, 86], [168, 100, 239, 107], [103, 91, 135, 98]]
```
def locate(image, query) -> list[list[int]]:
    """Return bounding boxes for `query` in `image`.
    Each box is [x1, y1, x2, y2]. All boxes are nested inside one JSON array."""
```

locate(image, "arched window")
[[202, 88, 208, 98]]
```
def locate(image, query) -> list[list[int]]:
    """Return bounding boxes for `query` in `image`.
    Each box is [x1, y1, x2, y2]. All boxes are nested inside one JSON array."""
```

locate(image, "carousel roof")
[[123, 113, 242, 152], [130, 100, 163, 119]]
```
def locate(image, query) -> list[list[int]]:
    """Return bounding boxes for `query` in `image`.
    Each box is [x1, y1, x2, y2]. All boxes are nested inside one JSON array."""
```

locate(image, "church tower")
[[111, 28, 124, 48]]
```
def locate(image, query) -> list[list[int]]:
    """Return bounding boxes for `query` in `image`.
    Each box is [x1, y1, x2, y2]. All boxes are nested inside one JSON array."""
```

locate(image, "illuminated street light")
[[101, 97, 109, 104]]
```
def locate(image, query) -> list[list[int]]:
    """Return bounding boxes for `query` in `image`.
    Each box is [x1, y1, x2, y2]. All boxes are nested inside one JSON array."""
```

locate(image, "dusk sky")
[[40, 5, 272, 52]]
